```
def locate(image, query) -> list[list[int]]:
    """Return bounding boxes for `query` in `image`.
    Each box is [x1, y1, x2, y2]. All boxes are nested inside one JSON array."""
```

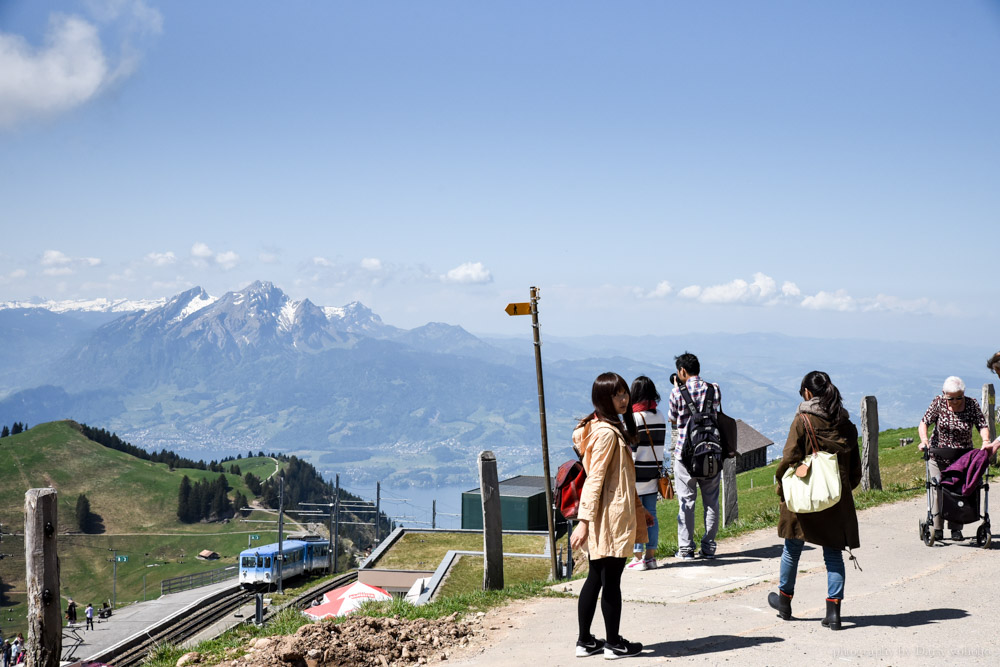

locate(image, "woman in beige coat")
[[570, 372, 650, 660]]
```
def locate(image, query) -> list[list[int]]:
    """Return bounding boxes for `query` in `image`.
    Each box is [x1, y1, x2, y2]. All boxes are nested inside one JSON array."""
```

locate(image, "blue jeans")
[[634, 492, 658, 553], [779, 538, 845, 599]]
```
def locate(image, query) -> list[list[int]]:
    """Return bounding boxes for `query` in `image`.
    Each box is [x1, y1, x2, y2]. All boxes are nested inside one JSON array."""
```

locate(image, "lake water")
[[337, 481, 476, 531]]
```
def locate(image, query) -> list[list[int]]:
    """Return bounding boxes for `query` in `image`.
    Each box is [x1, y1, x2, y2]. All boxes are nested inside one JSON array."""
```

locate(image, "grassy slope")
[[0, 421, 287, 638]]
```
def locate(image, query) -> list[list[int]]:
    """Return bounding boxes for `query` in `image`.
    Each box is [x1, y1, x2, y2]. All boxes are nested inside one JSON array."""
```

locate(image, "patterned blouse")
[[921, 395, 987, 449]]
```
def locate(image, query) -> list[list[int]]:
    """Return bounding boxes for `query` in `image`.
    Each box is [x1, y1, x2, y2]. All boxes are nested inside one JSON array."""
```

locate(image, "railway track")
[[79, 571, 358, 667]]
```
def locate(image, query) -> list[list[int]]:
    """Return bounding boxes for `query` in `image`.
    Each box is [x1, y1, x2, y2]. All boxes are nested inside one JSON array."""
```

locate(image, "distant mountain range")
[[1, 282, 993, 488]]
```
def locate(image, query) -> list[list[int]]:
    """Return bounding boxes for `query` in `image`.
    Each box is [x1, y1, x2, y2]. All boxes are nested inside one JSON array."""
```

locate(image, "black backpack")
[[679, 384, 723, 478]]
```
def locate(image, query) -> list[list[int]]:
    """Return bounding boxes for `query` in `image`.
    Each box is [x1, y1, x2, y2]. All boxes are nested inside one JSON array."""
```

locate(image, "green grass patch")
[[371, 531, 546, 570], [436, 555, 552, 598]]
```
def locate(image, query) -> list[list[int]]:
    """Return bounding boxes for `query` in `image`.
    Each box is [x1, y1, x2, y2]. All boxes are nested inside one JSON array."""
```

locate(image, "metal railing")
[[160, 565, 238, 595]]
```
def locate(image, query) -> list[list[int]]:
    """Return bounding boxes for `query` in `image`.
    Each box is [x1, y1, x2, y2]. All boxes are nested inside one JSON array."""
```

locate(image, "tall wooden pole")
[[25, 488, 61, 667], [861, 396, 882, 491], [982, 384, 996, 442], [277, 476, 284, 594], [333, 475, 340, 574], [529, 288, 559, 580], [478, 451, 504, 591]]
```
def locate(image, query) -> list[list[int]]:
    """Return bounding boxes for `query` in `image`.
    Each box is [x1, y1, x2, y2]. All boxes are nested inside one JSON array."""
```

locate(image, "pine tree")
[[10, 422, 22, 435], [76, 494, 91, 532], [1, 425, 8, 438], [177, 476, 193, 523]]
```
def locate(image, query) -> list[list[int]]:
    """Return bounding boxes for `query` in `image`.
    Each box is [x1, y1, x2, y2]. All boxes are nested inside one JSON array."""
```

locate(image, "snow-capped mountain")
[[0, 296, 167, 313]]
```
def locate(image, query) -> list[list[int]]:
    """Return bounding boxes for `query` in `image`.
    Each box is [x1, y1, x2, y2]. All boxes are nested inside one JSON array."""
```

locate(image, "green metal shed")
[[461, 475, 559, 531]]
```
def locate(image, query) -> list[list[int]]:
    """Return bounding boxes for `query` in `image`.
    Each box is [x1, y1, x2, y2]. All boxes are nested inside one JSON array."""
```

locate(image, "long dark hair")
[[579, 372, 636, 442], [630, 375, 660, 411], [800, 370, 844, 423]]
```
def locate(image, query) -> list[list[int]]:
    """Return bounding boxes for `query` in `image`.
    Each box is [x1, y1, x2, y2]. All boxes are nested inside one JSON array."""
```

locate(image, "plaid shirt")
[[668, 376, 722, 458]]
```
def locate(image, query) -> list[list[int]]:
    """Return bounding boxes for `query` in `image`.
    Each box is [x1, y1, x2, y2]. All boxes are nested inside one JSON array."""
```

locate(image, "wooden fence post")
[[861, 396, 881, 491], [478, 451, 504, 591], [25, 488, 61, 667], [721, 458, 738, 527], [982, 384, 996, 442]]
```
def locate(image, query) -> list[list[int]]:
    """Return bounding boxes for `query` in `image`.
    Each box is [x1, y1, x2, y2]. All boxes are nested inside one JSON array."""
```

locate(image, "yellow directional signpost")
[[505, 288, 559, 580], [504, 302, 531, 316]]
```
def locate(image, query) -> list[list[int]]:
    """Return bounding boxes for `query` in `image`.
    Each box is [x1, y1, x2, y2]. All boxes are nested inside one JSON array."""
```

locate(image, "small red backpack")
[[555, 458, 586, 520]]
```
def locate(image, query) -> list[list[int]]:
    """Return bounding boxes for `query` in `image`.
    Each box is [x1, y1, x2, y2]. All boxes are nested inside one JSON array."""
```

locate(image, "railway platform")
[[62, 580, 238, 665]]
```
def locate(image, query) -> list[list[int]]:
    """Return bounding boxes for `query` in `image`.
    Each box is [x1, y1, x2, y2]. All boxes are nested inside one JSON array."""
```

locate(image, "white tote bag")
[[782, 414, 841, 514]]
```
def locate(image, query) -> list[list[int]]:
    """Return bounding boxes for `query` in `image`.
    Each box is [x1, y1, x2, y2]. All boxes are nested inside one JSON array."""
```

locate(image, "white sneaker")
[[625, 556, 647, 571], [643, 558, 657, 570]]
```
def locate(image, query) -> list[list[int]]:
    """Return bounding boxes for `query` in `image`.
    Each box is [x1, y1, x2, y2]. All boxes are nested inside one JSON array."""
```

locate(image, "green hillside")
[[0, 421, 291, 639]]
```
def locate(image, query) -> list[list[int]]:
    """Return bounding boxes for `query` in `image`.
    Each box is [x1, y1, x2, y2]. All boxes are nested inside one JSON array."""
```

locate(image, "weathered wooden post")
[[982, 384, 996, 442], [721, 458, 738, 527], [861, 396, 882, 491], [25, 488, 61, 667], [478, 451, 504, 590]]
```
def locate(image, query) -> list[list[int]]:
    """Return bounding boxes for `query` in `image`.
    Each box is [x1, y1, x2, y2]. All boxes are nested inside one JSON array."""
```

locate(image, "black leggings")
[[577, 556, 626, 642]]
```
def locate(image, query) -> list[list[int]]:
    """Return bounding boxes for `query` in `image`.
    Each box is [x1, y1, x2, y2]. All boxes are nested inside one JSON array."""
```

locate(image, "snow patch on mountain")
[[0, 297, 166, 313], [171, 292, 218, 323]]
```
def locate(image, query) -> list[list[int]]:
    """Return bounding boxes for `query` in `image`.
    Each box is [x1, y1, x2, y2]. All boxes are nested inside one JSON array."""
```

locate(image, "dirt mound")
[[192, 613, 480, 667]]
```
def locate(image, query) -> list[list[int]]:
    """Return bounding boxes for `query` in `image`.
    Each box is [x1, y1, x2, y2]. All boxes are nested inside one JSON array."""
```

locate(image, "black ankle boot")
[[821, 598, 842, 630], [767, 590, 792, 620]]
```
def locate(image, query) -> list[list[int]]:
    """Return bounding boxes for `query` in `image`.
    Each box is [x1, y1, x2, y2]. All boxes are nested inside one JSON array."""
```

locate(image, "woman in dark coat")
[[767, 371, 862, 630]]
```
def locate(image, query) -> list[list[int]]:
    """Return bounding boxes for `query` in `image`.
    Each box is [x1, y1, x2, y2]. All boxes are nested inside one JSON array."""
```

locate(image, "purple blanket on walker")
[[941, 448, 991, 497]]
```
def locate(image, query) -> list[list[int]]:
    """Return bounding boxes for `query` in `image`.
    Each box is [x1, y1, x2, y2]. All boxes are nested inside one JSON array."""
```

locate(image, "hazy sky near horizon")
[[2, 1, 999, 345]]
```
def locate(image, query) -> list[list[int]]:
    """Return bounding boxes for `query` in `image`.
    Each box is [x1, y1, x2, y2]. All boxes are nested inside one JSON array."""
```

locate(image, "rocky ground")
[[173, 611, 506, 667]]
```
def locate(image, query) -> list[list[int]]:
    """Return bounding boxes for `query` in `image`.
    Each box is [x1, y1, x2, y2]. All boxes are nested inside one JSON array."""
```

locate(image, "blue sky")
[[1, 1, 999, 344]]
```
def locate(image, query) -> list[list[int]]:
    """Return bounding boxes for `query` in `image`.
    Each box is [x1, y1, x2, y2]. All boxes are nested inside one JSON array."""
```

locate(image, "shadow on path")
[[644, 634, 784, 658], [849, 607, 968, 629]]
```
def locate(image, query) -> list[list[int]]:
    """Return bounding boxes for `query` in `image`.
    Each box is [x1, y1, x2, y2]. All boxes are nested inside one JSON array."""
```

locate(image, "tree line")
[[0, 422, 29, 437]]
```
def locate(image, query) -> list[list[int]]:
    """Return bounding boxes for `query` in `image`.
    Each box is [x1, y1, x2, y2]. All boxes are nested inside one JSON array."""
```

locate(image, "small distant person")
[[66, 598, 78, 624], [768, 371, 861, 631], [668, 352, 722, 559], [918, 376, 999, 541], [85, 603, 94, 630], [2, 639, 11, 667]]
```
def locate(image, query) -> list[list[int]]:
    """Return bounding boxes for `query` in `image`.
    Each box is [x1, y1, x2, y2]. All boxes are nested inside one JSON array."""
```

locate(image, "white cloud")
[[800, 290, 856, 312], [443, 261, 493, 285], [644, 280, 672, 299], [9, 269, 27, 279], [42, 249, 72, 266], [145, 251, 176, 266], [259, 252, 279, 264], [191, 242, 213, 259], [782, 281, 801, 297], [679, 272, 780, 304], [0, 2, 162, 129], [361, 257, 382, 271], [215, 251, 239, 270], [40, 249, 101, 274], [678, 285, 702, 299], [312, 256, 332, 267]]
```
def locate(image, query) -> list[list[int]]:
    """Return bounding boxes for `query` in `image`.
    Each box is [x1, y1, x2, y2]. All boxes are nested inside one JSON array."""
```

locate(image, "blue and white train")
[[239, 539, 331, 589]]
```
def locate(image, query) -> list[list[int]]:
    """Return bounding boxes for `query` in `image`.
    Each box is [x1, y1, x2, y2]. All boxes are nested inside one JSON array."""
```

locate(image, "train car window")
[[256, 556, 263, 568], [241, 557, 256, 567], [265, 557, 271, 568]]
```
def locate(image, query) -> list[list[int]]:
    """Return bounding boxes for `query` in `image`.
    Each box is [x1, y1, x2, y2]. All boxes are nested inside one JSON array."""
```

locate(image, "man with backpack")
[[668, 352, 723, 560]]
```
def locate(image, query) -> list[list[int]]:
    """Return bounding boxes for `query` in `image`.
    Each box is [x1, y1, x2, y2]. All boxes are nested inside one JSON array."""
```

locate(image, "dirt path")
[[447, 496, 1000, 666]]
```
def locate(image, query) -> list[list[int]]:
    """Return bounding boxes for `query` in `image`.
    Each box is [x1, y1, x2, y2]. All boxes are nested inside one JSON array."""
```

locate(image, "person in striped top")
[[626, 376, 667, 571]]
